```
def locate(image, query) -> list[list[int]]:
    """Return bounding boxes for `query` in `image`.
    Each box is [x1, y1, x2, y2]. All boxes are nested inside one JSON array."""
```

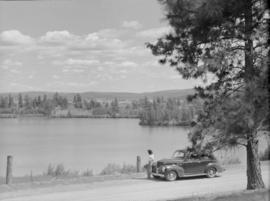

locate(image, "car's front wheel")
[[206, 167, 217, 178], [153, 175, 160, 179], [165, 170, 177, 181]]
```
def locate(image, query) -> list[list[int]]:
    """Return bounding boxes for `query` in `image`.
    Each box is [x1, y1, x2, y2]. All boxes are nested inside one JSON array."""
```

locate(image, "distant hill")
[[0, 89, 195, 101]]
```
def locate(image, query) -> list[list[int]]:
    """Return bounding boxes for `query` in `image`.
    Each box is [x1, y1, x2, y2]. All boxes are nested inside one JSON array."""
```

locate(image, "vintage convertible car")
[[151, 149, 225, 181]]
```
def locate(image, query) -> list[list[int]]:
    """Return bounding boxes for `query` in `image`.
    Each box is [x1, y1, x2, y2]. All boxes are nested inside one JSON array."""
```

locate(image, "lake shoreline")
[[0, 113, 139, 119], [139, 121, 191, 127], [0, 114, 191, 127]]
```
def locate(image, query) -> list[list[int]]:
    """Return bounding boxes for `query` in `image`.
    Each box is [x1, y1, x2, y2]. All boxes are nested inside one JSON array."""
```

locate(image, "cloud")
[[53, 58, 100, 66], [53, 58, 100, 73], [2, 59, 22, 67], [48, 81, 97, 88], [136, 27, 172, 38], [9, 69, 21, 74], [28, 74, 34, 79], [44, 29, 126, 50], [102, 60, 137, 70], [122, 20, 142, 29], [0, 30, 34, 45], [119, 61, 137, 68], [52, 75, 60, 79], [1, 59, 22, 72], [40, 30, 75, 44], [84, 33, 126, 49], [95, 28, 125, 38], [62, 66, 85, 73], [65, 58, 100, 66], [9, 82, 38, 91], [66, 81, 97, 87], [1, 28, 130, 63], [0, 27, 160, 92]]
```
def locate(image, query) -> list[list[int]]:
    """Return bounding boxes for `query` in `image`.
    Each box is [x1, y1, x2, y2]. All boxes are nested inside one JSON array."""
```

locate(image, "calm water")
[[0, 118, 190, 176]]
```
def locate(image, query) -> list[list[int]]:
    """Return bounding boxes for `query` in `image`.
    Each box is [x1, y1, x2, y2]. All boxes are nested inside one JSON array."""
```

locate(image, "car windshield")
[[172, 150, 185, 159]]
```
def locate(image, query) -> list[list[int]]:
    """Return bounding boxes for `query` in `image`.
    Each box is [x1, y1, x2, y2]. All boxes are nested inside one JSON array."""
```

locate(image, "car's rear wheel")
[[165, 170, 177, 181], [206, 167, 217, 178]]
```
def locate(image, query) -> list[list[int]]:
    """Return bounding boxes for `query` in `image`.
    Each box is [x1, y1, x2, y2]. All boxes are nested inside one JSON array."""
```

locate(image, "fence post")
[[6, 155, 13, 185], [147, 161, 152, 179], [136, 156, 141, 172]]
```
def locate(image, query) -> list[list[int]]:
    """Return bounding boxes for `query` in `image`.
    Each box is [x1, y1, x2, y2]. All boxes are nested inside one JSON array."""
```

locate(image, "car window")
[[172, 151, 185, 159], [190, 153, 199, 160], [201, 154, 216, 160]]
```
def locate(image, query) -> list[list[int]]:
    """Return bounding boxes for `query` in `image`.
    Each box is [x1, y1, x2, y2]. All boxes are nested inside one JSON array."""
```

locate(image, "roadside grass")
[[167, 189, 270, 201], [0, 162, 139, 185], [44, 163, 137, 177], [100, 163, 137, 175]]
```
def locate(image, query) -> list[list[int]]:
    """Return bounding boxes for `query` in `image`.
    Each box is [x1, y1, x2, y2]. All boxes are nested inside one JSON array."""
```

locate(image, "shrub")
[[47, 163, 55, 176], [81, 169, 94, 177], [215, 150, 241, 165], [100, 163, 137, 175], [120, 164, 137, 174], [259, 146, 270, 161], [55, 164, 66, 176], [100, 163, 121, 175], [45, 163, 74, 177], [219, 157, 241, 165]]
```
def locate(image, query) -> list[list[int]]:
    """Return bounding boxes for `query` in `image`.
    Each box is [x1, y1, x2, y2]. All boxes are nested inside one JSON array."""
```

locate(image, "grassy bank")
[[0, 162, 141, 186], [168, 189, 270, 201]]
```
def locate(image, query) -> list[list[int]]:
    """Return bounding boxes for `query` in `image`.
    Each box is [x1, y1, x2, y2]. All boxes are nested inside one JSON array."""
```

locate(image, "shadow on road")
[[132, 175, 221, 182]]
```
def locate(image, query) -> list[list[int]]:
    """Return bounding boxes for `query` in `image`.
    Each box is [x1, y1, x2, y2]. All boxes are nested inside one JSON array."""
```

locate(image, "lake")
[[0, 118, 190, 176]]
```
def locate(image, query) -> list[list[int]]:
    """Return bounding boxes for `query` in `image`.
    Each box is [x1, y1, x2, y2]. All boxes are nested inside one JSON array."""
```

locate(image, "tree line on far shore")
[[139, 96, 202, 126], [0, 93, 202, 125], [0, 93, 68, 116], [0, 93, 124, 117]]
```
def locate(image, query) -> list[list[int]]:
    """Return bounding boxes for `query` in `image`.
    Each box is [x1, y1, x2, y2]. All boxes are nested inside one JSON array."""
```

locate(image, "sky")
[[0, 0, 200, 93]]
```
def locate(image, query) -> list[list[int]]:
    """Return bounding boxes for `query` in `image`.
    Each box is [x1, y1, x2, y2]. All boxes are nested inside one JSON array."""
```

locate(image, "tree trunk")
[[244, 0, 265, 190], [246, 135, 265, 189]]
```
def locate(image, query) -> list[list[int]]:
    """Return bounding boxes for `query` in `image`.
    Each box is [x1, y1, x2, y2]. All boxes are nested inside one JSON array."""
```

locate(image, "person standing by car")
[[147, 149, 155, 163], [147, 149, 154, 178]]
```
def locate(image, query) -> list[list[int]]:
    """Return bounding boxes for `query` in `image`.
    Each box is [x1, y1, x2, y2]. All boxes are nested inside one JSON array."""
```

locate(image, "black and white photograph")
[[0, 0, 269, 201]]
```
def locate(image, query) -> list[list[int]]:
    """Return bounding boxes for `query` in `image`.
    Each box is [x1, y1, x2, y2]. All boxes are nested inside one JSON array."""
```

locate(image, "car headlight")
[[161, 166, 166, 172]]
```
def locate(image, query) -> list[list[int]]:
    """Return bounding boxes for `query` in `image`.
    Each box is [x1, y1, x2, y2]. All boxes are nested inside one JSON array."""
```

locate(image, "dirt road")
[[0, 162, 269, 201]]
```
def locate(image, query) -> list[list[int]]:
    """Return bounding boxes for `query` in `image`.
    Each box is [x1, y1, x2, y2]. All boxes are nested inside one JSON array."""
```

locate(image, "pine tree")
[[147, 0, 269, 189]]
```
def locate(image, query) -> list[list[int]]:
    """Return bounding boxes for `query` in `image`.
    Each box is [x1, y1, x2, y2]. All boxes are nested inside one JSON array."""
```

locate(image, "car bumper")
[[152, 173, 165, 178]]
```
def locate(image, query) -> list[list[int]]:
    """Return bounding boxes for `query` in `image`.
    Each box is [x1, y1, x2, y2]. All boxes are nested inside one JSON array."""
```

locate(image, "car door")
[[182, 158, 202, 175]]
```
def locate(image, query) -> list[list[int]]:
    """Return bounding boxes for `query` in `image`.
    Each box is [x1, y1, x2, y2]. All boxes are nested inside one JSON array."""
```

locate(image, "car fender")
[[204, 162, 223, 173], [165, 164, 184, 177]]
